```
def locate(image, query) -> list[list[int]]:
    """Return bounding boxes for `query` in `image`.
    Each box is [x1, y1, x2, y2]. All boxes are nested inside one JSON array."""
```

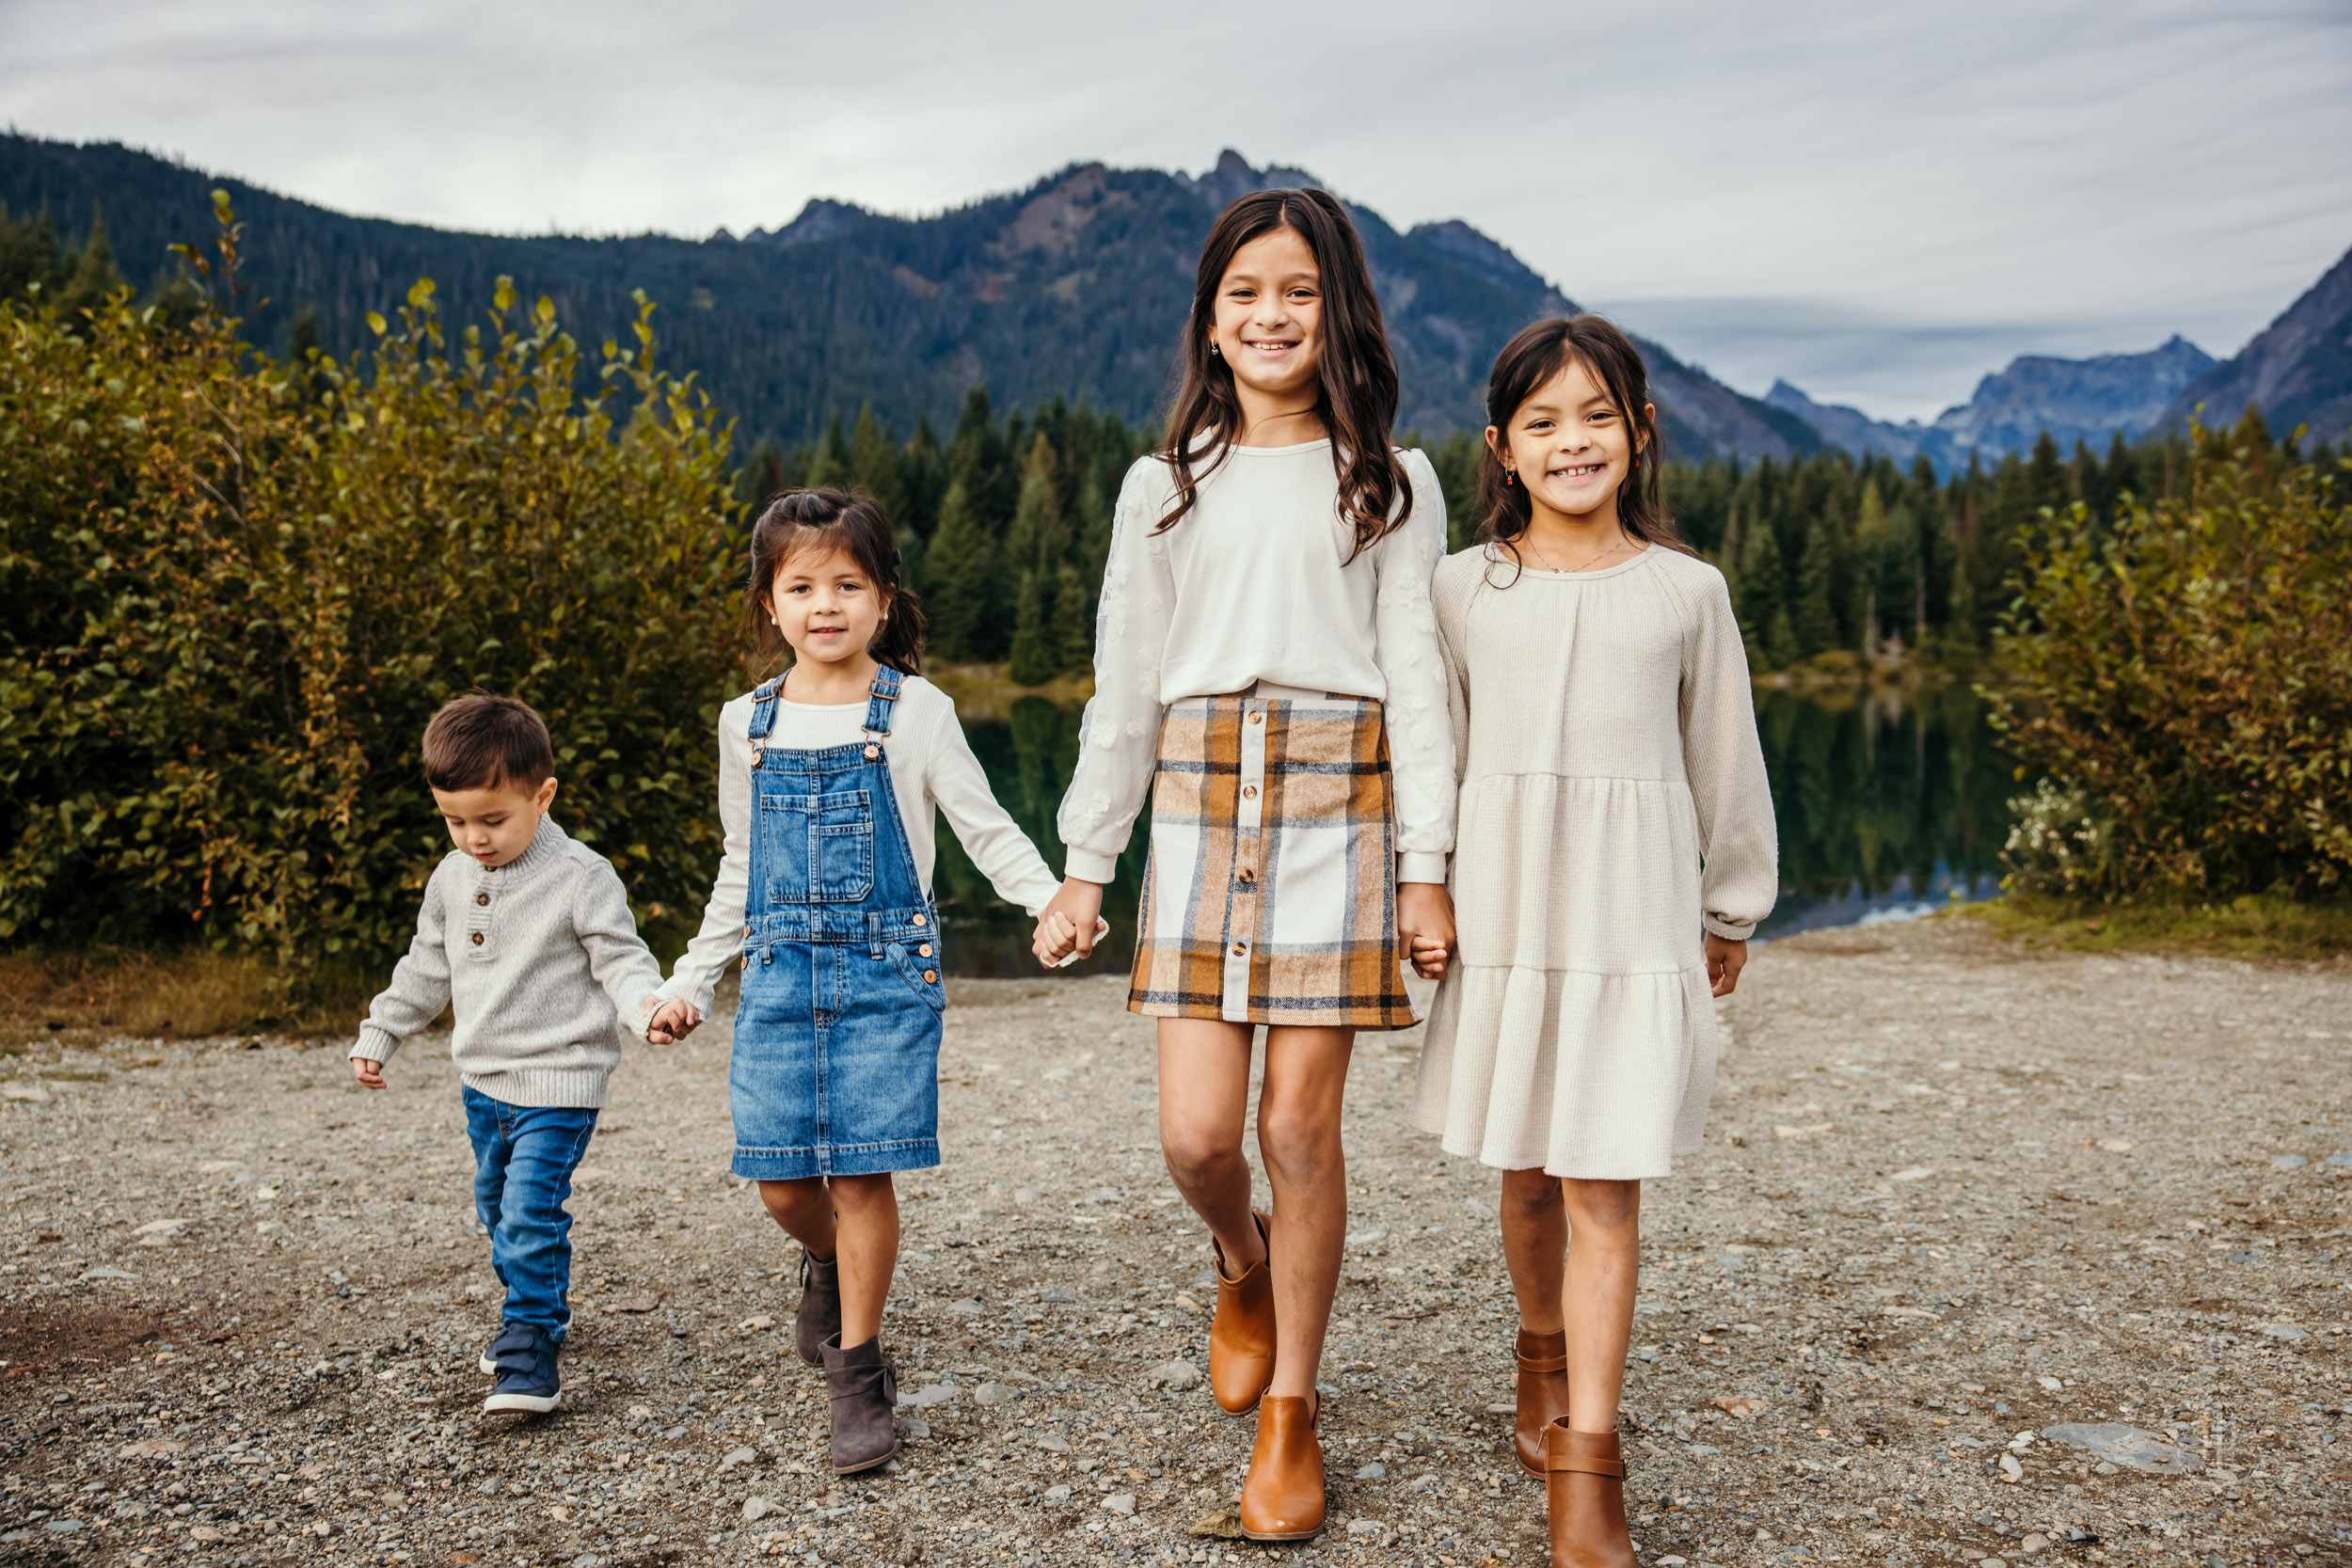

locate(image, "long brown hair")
[[1479, 316, 1691, 581], [1158, 188, 1409, 562], [744, 489, 926, 675]]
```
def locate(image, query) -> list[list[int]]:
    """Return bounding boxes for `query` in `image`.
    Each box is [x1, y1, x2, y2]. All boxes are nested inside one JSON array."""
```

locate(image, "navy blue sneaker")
[[482, 1323, 562, 1414]]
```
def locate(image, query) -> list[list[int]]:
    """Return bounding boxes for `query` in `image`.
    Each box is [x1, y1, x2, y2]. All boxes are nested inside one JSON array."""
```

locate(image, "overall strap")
[[861, 666, 903, 749], [745, 674, 787, 763]]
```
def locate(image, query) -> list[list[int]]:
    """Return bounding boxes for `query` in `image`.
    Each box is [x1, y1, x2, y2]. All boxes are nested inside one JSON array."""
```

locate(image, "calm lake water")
[[932, 683, 2014, 977]]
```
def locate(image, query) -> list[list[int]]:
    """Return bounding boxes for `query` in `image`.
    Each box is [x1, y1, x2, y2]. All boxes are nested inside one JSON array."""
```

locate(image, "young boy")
[[349, 694, 669, 1414]]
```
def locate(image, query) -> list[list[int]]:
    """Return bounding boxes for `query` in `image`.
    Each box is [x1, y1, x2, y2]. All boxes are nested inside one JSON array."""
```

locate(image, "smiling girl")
[[650, 489, 1060, 1476], [1034, 188, 1454, 1542], [1408, 317, 1775, 1566]]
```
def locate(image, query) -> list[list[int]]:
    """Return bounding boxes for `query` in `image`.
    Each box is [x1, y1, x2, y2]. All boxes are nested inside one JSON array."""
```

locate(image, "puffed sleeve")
[[1055, 459, 1177, 884], [1372, 450, 1456, 883]]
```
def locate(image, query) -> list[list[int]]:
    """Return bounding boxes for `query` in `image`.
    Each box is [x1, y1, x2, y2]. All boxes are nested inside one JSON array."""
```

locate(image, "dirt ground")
[[3, 916, 2348, 1568]]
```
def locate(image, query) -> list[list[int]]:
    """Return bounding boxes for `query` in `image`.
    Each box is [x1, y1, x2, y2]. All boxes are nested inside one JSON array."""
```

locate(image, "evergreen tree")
[[803, 415, 849, 490], [850, 404, 907, 523], [1734, 523, 1786, 670], [734, 435, 787, 513], [0, 206, 64, 299], [55, 213, 119, 317], [1851, 480, 1894, 659], [898, 417, 946, 539], [1795, 518, 1840, 657], [921, 480, 993, 663], [1052, 561, 1091, 674], [1004, 435, 1064, 686]]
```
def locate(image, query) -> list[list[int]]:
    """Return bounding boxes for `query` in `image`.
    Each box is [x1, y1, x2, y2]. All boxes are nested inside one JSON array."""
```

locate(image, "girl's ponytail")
[[743, 488, 926, 675]]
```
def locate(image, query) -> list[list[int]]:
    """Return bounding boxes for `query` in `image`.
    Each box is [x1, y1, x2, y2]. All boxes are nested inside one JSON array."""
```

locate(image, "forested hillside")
[[0, 135, 1811, 459]]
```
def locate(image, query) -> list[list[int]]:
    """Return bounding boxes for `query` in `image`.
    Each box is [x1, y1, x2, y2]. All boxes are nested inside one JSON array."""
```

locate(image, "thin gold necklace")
[[1524, 530, 1631, 574]]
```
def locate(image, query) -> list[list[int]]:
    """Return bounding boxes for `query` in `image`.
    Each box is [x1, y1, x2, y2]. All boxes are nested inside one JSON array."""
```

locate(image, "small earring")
[[1209, 343, 1220, 356], [1503, 470, 1515, 487]]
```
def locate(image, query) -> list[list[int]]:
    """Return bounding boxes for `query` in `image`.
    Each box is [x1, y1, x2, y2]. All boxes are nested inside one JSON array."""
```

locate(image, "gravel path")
[[3, 916, 2348, 1568]]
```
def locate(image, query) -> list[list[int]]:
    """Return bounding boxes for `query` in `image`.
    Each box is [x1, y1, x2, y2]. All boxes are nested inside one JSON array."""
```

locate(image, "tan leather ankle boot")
[[1513, 1327, 1570, 1479], [1543, 1420, 1635, 1568], [1239, 1392, 1325, 1542], [1208, 1209, 1275, 1415]]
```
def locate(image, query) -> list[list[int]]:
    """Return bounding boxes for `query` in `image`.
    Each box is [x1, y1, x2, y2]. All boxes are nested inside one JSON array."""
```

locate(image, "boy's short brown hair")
[[421, 694, 555, 794]]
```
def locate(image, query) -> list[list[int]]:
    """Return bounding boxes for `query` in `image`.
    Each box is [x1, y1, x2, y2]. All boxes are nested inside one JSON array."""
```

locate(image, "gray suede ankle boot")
[[795, 1249, 841, 1367], [820, 1333, 898, 1475]]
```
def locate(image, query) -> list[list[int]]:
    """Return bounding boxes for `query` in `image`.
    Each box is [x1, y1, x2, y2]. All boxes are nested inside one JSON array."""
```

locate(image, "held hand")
[[644, 995, 702, 1045], [1705, 933, 1748, 997], [1034, 878, 1105, 969], [1397, 883, 1455, 981], [351, 1057, 387, 1090]]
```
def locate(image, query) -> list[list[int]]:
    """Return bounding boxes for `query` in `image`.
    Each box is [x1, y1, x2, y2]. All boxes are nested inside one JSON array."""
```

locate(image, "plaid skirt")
[[1128, 683, 1418, 1029]]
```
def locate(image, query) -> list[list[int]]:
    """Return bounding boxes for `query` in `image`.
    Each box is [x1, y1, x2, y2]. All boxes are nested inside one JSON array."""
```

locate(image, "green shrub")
[[1987, 417, 2352, 899], [0, 197, 743, 964]]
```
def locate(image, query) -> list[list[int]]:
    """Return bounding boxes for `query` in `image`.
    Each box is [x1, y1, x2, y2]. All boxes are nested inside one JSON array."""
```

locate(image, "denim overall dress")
[[730, 666, 947, 1180]]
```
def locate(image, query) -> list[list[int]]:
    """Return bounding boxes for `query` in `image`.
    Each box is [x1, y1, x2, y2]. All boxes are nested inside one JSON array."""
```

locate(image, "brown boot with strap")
[[1208, 1209, 1276, 1415], [1513, 1327, 1570, 1479], [1239, 1392, 1325, 1542], [1543, 1419, 1636, 1568]]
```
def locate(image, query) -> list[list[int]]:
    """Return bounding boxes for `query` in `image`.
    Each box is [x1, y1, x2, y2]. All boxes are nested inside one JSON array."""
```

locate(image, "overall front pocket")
[[883, 942, 947, 1014], [758, 788, 876, 904]]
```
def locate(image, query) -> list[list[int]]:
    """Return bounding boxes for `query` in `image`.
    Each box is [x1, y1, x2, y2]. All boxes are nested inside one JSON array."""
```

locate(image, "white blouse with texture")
[[1055, 442, 1455, 884]]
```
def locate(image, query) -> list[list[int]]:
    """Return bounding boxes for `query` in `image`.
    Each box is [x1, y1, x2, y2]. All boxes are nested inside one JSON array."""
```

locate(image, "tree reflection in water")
[[932, 686, 2017, 974]]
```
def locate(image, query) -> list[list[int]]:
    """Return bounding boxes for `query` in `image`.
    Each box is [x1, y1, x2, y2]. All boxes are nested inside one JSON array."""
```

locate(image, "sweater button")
[[1231, 942, 1247, 957], [1242, 784, 1258, 800], [1248, 710, 1263, 725], [469, 933, 485, 947], [918, 944, 933, 958], [1237, 867, 1255, 884], [475, 893, 490, 906]]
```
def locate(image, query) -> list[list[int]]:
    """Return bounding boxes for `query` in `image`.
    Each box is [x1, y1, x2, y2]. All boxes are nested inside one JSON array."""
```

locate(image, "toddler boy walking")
[[349, 694, 670, 1413]]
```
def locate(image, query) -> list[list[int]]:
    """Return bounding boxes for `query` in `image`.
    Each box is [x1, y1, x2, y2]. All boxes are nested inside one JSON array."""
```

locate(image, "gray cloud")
[[3, 0, 2346, 420]]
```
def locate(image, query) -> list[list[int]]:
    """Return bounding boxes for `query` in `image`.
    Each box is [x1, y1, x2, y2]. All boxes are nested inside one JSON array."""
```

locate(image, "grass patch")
[[0, 947, 380, 1047], [1963, 893, 2352, 961]]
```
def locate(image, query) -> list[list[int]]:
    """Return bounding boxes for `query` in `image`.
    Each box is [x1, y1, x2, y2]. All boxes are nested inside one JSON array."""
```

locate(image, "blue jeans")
[[462, 1085, 597, 1339]]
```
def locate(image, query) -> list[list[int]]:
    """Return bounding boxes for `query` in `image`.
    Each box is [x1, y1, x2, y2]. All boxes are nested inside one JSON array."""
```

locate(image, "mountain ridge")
[[2159, 244, 2352, 442], [1768, 335, 2218, 475], [0, 135, 1809, 460]]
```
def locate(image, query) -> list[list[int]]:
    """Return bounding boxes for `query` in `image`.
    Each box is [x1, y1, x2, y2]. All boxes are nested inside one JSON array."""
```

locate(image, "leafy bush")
[[0, 197, 743, 964], [1988, 417, 2352, 899]]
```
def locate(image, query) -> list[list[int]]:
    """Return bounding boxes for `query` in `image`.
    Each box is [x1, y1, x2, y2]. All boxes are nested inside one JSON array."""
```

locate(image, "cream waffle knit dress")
[[1407, 542, 1777, 1179]]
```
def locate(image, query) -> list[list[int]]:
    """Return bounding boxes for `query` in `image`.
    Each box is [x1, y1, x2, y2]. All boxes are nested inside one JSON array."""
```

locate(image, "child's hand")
[[1407, 934, 1451, 981], [1705, 934, 1748, 997], [1397, 882, 1455, 980], [1034, 911, 1080, 967], [351, 1057, 387, 1089], [644, 995, 702, 1044], [1033, 878, 1105, 969]]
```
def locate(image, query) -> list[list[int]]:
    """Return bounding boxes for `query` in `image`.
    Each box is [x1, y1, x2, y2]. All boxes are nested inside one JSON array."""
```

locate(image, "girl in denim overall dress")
[[650, 489, 1061, 1474]]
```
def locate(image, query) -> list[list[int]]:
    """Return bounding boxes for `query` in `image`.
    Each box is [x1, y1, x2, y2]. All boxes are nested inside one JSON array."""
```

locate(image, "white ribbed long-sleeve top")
[[1055, 442, 1455, 884]]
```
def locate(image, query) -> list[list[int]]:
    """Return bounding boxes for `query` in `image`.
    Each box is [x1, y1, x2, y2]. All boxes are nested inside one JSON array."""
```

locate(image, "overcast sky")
[[4, 0, 2346, 420]]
